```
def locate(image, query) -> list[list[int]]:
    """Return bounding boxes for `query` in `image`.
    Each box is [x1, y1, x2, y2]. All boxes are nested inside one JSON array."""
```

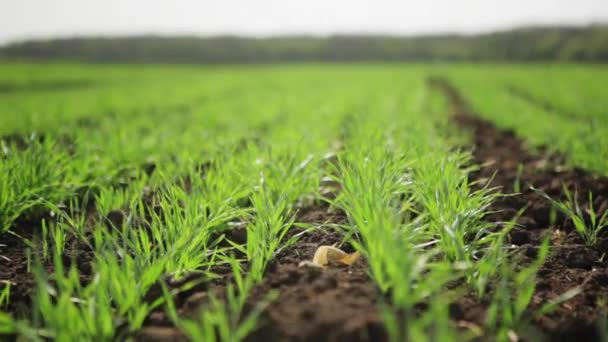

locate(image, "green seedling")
[[0, 136, 85, 233], [0, 311, 16, 335], [513, 163, 524, 193], [332, 111, 468, 341], [164, 256, 276, 342], [486, 239, 581, 340], [532, 185, 608, 245], [0, 282, 10, 308], [413, 151, 499, 263], [246, 179, 297, 282]]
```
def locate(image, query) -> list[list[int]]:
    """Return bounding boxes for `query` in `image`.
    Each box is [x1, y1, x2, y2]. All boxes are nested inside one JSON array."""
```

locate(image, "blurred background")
[[1, 0, 608, 63]]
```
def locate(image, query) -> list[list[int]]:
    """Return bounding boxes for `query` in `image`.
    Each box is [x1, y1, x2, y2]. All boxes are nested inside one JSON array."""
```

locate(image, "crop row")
[[1, 63, 606, 340]]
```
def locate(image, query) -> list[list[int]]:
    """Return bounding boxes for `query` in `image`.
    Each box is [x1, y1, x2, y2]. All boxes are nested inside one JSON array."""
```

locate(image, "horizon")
[[2, 0, 608, 45], [1, 22, 607, 48]]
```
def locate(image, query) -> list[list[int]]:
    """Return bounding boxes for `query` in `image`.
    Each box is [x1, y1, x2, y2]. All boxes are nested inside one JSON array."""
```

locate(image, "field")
[[0, 63, 607, 341]]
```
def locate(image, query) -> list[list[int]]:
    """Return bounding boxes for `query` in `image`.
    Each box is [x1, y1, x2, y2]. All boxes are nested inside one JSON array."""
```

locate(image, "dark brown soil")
[[0, 222, 97, 316], [0, 228, 38, 315], [429, 77, 608, 341]]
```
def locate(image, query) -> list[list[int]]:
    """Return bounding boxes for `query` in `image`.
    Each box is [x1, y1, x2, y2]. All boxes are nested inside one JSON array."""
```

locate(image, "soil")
[[429, 77, 608, 341], [0, 227, 38, 315], [0, 218, 97, 317]]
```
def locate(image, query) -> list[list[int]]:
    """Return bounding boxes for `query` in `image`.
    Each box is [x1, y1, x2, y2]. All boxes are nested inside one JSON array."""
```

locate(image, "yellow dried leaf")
[[306, 245, 361, 267], [312, 246, 347, 266], [338, 251, 361, 265]]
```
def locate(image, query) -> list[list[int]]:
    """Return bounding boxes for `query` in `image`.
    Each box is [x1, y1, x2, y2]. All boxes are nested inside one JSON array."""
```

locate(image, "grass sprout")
[[164, 256, 276, 342], [532, 185, 608, 245], [485, 239, 580, 339], [413, 151, 499, 263], [0, 282, 10, 309], [333, 120, 460, 341], [0, 136, 89, 233], [246, 177, 296, 282]]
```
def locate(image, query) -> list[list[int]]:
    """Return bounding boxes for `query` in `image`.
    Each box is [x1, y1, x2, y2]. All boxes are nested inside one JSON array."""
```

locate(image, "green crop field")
[[1, 63, 607, 341]]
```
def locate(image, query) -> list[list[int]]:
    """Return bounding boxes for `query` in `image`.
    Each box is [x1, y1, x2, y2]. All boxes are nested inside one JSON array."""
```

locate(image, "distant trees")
[[1, 25, 607, 63]]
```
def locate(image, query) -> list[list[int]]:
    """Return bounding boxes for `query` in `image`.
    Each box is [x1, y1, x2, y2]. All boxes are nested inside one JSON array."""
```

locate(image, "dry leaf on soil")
[[298, 245, 361, 268]]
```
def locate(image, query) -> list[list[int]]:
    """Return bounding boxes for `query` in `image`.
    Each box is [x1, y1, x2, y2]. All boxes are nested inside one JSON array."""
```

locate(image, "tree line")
[[1, 25, 607, 63]]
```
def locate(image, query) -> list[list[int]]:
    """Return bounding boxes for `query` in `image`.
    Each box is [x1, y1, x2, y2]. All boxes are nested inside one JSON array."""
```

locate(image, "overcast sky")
[[1, 0, 608, 44]]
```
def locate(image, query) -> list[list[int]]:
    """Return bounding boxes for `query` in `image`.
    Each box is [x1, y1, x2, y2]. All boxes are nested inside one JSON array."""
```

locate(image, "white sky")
[[1, 0, 608, 44]]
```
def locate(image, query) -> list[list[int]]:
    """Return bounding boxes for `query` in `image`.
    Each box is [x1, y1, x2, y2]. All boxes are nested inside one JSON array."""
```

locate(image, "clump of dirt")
[[429, 77, 608, 340]]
